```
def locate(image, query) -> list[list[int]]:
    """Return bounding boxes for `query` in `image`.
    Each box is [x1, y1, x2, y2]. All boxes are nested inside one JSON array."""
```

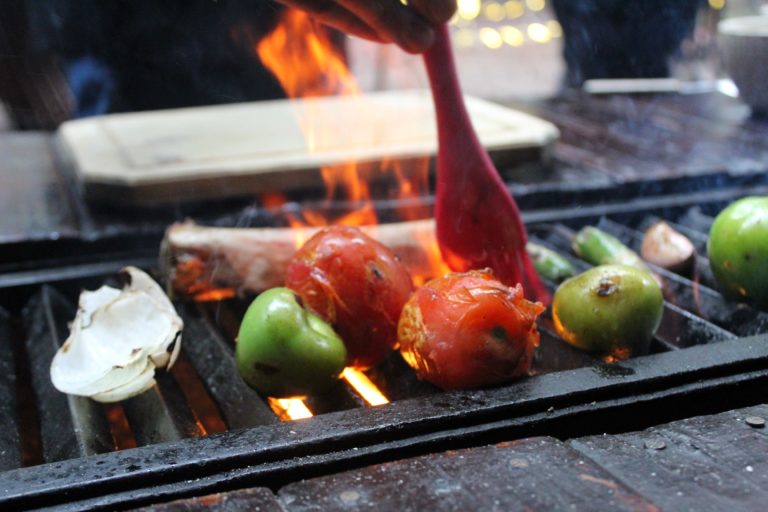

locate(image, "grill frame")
[[2, 335, 767, 511], [3, 178, 768, 511]]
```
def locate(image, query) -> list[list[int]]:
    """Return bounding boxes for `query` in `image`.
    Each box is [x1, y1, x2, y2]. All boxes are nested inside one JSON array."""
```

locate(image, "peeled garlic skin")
[[50, 267, 182, 403]]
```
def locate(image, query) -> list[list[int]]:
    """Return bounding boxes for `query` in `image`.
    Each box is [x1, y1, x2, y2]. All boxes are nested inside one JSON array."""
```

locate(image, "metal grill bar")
[[121, 386, 194, 445], [23, 287, 113, 461], [0, 308, 20, 471], [177, 304, 277, 430], [2, 185, 768, 508]]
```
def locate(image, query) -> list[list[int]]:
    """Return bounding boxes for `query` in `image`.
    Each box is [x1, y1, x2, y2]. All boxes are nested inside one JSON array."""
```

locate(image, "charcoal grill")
[[2, 168, 768, 511]]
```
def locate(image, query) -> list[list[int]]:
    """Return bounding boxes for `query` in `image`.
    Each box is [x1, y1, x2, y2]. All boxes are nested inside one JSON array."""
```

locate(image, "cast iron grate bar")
[[0, 307, 20, 471], [304, 381, 367, 416], [3, 186, 768, 496], [196, 300, 370, 416], [23, 286, 113, 461], [364, 352, 440, 402], [177, 304, 277, 430], [121, 386, 195, 445], [535, 321, 600, 373]]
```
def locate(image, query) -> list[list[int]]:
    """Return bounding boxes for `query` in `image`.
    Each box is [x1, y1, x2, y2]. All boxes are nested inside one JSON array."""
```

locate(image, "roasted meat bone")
[[161, 220, 439, 300]]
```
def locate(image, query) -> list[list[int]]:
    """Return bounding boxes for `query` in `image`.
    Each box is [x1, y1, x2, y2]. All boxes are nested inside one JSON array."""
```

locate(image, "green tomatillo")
[[708, 196, 768, 310], [552, 264, 663, 360], [236, 287, 347, 398]]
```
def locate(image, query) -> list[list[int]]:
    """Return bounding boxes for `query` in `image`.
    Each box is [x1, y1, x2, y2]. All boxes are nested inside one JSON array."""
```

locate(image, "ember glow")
[[193, 289, 236, 302], [103, 403, 137, 451], [268, 397, 314, 421], [342, 368, 390, 406]]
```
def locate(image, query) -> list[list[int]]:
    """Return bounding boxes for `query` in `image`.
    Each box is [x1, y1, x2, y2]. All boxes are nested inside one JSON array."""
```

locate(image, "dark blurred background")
[[0, 0, 756, 131]]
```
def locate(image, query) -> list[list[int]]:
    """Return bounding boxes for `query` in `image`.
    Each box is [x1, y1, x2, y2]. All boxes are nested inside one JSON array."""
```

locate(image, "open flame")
[[342, 368, 389, 406], [256, 8, 447, 287], [255, 10, 446, 416], [257, 9, 376, 230], [257, 9, 357, 99], [268, 397, 314, 421]]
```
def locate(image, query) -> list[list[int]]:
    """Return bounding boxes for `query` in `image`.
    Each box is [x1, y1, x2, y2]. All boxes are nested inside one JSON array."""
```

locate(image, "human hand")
[[275, 1, 457, 53]]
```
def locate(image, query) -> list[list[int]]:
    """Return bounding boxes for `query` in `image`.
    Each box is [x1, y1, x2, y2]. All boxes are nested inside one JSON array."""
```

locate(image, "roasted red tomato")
[[398, 269, 543, 390], [285, 225, 414, 369]]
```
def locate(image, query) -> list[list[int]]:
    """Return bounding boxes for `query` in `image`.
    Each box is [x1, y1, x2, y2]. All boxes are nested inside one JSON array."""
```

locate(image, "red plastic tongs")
[[423, 24, 548, 303]]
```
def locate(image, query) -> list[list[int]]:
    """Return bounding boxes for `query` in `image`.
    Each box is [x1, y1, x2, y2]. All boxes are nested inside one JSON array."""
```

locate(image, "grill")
[[3, 165, 768, 511]]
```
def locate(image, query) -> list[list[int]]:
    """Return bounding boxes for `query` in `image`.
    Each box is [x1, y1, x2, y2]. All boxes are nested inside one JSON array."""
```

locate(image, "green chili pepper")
[[572, 226, 649, 272], [526, 242, 576, 283]]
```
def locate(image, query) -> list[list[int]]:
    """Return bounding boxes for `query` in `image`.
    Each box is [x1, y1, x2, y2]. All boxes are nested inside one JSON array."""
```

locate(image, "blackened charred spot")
[[744, 253, 752, 261], [592, 363, 635, 378], [596, 278, 618, 297], [167, 331, 181, 354], [491, 325, 507, 341], [118, 269, 133, 287], [370, 264, 384, 280], [253, 362, 281, 375]]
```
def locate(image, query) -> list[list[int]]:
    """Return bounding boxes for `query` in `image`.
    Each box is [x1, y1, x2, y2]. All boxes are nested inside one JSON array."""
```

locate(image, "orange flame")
[[194, 289, 237, 302], [342, 368, 390, 406], [256, 8, 448, 284], [257, 9, 375, 229], [257, 9, 357, 98], [268, 397, 314, 421]]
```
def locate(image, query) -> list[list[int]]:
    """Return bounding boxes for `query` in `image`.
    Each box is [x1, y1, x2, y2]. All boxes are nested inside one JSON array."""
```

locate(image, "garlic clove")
[[641, 221, 696, 273]]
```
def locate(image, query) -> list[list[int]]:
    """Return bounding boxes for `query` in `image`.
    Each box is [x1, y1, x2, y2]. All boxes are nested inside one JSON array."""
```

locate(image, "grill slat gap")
[[23, 286, 113, 462], [169, 350, 227, 435], [184, 304, 278, 428], [121, 387, 187, 445], [0, 307, 21, 470], [9, 314, 42, 468], [535, 320, 601, 373], [364, 352, 439, 402], [102, 403, 137, 451], [154, 371, 207, 438]]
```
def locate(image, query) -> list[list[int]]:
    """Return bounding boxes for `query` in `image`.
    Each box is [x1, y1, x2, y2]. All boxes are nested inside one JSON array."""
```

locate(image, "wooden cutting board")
[[56, 90, 559, 206]]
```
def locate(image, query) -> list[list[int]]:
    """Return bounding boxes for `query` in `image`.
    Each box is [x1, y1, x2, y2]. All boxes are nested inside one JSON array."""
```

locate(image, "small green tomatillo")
[[236, 287, 347, 398]]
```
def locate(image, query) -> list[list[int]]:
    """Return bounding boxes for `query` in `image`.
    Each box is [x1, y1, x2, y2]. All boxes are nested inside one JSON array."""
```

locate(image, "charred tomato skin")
[[398, 269, 544, 390], [708, 196, 768, 310], [285, 225, 414, 369]]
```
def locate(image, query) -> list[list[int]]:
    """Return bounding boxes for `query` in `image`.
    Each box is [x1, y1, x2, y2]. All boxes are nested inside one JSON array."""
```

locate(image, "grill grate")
[[2, 187, 768, 510]]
